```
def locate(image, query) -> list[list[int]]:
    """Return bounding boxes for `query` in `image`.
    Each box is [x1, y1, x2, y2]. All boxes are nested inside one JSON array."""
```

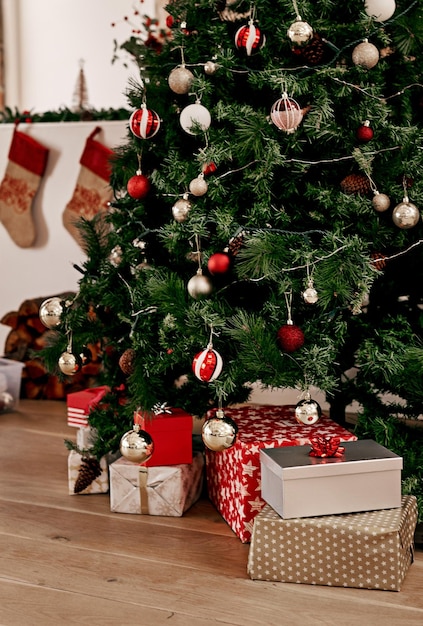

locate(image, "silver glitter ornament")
[[39, 297, 64, 329], [392, 198, 420, 229], [295, 393, 322, 425], [119, 424, 154, 464], [187, 271, 213, 299], [204, 60, 217, 75], [168, 65, 194, 95], [303, 285, 318, 304], [189, 174, 208, 196], [352, 40, 379, 69], [201, 409, 238, 451]]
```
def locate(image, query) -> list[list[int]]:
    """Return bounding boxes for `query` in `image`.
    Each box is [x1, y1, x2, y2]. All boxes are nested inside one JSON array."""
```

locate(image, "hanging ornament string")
[[284, 290, 293, 323]]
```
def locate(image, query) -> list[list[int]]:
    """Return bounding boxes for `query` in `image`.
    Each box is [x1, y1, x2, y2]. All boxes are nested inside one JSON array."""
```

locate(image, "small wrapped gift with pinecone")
[[67, 450, 109, 495]]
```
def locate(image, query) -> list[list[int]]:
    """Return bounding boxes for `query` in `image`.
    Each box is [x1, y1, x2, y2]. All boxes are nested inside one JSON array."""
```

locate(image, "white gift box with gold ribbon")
[[109, 452, 204, 516]]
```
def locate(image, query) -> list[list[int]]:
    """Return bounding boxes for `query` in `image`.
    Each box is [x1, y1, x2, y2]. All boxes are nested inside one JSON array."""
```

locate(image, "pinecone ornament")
[[119, 348, 136, 375], [74, 456, 102, 493], [294, 33, 325, 65], [340, 173, 371, 195]]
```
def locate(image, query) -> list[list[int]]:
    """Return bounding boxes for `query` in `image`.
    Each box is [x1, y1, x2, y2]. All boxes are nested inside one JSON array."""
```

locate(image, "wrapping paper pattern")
[[248, 496, 417, 591], [205, 405, 357, 543], [109, 452, 204, 516], [67, 450, 109, 495]]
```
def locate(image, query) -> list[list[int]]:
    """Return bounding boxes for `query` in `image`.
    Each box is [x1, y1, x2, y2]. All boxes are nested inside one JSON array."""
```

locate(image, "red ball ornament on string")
[[207, 252, 231, 275], [356, 120, 374, 142], [202, 162, 217, 176], [277, 323, 305, 352], [129, 106, 160, 139], [235, 21, 266, 56], [192, 348, 223, 382], [127, 171, 151, 199]]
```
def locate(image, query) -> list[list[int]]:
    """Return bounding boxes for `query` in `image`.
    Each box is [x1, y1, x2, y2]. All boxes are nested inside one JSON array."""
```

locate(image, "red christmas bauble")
[[202, 162, 217, 176], [207, 252, 231, 275], [192, 348, 223, 382], [235, 23, 266, 56], [356, 121, 374, 142], [127, 173, 151, 199], [129, 107, 160, 139], [277, 324, 305, 352]]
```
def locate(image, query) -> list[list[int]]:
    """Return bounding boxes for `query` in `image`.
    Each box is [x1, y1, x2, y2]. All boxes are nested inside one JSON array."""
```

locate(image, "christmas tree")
[[41, 1, 423, 477]]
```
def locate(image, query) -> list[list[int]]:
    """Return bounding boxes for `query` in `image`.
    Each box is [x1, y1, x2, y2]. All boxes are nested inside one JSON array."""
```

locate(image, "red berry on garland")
[[277, 322, 305, 352], [127, 170, 151, 199], [208, 252, 231, 275], [356, 120, 374, 142]]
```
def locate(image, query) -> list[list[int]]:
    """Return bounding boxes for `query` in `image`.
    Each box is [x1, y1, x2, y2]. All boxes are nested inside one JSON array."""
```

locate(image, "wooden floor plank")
[[0, 400, 422, 626]]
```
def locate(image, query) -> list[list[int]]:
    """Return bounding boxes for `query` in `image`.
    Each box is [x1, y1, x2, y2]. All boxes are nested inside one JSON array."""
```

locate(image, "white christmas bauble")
[[180, 103, 211, 135], [365, 0, 396, 22], [187, 273, 213, 299], [189, 175, 208, 196], [352, 41, 379, 69]]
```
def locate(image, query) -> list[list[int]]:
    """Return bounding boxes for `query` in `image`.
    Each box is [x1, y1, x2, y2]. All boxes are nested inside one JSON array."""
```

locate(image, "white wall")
[[3, 0, 155, 112], [0, 120, 127, 351]]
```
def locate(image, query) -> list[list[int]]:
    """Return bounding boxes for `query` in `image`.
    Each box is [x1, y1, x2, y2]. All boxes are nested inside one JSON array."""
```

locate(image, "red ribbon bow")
[[309, 436, 345, 458]]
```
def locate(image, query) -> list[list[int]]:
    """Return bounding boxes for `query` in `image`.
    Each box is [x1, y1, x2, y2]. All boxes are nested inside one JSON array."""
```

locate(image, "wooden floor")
[[0, 401, 422, 626]]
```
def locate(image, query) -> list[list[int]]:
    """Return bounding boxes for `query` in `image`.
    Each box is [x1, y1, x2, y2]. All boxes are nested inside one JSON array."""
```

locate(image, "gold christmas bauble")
[[119, 425, 154, 464], [168, 66, 194, 95], [187, 273, 213, 299], [392, 200, 420, 229], [372, 192, 391, 212], [352, 41, 379, 69], [39, 297, 64, 329], [201, 410, 238, 451], [172, 197, 192, 223]]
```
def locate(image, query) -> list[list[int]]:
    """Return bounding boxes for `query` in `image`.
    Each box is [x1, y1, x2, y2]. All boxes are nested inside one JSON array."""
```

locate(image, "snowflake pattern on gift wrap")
[[247, 497, 417, 591], [0, 173, 35, 213], [205, 405, 357, 543], [67, 184, 109, 220]]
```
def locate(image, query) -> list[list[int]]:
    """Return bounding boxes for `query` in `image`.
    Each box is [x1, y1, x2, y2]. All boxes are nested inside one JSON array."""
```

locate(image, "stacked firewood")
[[1, 294, 101, 400]]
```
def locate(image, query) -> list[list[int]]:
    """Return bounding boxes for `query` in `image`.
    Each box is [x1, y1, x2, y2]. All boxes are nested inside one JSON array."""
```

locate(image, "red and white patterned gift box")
[[205, 404, 357, 543], [66, 386, 109, 428]]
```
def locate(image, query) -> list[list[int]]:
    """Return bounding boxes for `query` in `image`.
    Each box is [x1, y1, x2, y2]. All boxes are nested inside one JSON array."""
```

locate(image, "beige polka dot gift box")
[[247, 496, 417, 591]]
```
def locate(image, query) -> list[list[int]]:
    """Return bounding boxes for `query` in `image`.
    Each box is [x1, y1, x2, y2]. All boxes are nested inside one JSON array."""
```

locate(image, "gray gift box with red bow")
[[260, 439, 402, 519]]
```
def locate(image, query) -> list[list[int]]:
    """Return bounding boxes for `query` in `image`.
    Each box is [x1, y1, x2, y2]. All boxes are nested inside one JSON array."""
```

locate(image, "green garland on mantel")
[[0, 106, 130, 124]]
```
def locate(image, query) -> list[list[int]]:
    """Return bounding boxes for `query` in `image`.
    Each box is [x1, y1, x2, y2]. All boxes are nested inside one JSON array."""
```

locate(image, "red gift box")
[[134, 408, 193, 467], [205, 404, 357, 543], [66, 386, 110, 428]]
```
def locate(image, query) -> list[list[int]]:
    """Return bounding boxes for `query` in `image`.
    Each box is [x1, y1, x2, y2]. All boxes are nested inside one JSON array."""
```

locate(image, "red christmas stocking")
[[0, 128, 49, 248], [63, 127, 114, 248]]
